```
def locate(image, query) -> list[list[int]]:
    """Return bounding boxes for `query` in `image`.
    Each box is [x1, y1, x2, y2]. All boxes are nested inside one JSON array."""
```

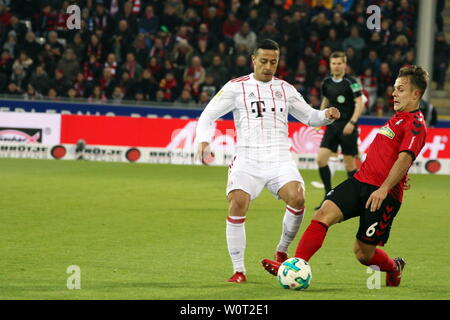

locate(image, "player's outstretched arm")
[[365, 152, 413, 212], [195, 83, 235, 165]]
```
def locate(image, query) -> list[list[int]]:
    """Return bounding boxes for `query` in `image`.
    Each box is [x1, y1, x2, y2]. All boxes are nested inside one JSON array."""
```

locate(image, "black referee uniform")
[[320, 75, 362, 156]]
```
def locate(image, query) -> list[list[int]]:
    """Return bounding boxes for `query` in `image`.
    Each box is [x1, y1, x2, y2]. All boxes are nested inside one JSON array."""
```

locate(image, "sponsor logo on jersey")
[[378, 125, 395, 139]]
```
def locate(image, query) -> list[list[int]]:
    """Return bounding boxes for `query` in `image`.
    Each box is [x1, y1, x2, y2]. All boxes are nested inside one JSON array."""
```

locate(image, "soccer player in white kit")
[[196, 39, 340, 283]]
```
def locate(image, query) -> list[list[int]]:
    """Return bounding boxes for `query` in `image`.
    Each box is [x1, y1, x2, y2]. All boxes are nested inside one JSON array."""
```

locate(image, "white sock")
[[276, 206, 305, 253], [226, 216, 246, 273]]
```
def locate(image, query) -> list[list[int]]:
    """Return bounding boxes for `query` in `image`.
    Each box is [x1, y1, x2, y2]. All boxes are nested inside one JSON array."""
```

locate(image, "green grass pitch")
[[0, 158, 449, 300]]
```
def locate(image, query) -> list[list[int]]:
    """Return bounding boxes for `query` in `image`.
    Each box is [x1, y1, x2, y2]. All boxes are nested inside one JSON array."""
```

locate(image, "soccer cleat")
[[227, 272, 246, 283], [386, 257, 406, 287], [261, 259, 281, 276], [275, 251, 289, 263]]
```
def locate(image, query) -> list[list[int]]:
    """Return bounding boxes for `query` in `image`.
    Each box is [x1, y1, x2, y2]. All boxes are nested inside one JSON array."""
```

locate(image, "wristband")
[[350, 120, 357, 126]]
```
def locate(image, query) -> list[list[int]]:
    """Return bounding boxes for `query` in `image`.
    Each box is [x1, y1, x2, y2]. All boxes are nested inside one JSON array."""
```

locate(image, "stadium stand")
[[0, 0, 448, 117]]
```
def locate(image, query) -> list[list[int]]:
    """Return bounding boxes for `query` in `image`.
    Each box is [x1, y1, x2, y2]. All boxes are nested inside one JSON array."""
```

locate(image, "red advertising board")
[[60, 115, 450, 160]]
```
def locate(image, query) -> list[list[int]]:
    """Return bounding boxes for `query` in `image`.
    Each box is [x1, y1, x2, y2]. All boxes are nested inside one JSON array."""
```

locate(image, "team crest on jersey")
[[379, 125, 395, 139], [274, 91, 283, 99], [337, 95, 346, 103]]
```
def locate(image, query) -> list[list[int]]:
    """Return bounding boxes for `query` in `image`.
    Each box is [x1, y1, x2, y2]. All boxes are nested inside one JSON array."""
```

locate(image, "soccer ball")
[[277, 258, 312, 290]]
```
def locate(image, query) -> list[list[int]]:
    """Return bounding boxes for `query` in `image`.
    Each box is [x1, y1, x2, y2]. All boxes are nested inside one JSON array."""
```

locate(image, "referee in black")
[[316, 51, 364, 207]]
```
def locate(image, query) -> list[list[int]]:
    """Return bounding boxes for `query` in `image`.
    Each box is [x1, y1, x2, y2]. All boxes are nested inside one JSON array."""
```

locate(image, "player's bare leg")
[[275, 181, 306, 262], [354, 239, 406, 287], [343, 155, 357, 177], [262, 200, 343, 275], [226, 189, 250, 283]]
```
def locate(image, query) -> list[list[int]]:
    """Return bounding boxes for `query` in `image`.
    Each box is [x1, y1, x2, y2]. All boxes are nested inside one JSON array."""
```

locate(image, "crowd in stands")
[[0, 0, 448, 116]]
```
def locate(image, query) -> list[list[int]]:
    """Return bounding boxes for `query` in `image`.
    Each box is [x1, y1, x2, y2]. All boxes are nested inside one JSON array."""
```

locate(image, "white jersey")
[[196, 73, 334, 163]]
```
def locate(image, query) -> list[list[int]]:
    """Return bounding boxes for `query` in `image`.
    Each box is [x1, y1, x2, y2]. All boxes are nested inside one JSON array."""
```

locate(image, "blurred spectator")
[[198, 91, 211, 106], [229, 54, 251, 79], [276, 56, 289, 80], [433, 32, 450, 90], [98, 67, 117, 98], [183, 55, 205, 89], [323, 28, 343, 52], [0, 49, 13, 76], [20, 32, 42, 64], [360, 67, 378, 110], [111, 86, 125, 104], [86, 34, 104, 62], [159, 71, 178, 101], [12, 51, 33, 76], [138, 5, 159, 42], [67, 87, 78, 101], [192, 38, 214, 69], [46, 87, 59, 100], [342, 26, 365, 61], [199, 74, 217, 98], [374, 97, 387, 117], [206, 55, 228, 87], [246, 8, 264, 33], [311, 12, 330, 41], [233, 22, 257, 55], [83, 54, 102, 84], [132, 33, 150, 66], [222, 13, 242, 44], [202, 6, 223, 40], [148, 56, 163, 81], [288, 59, 311, 95], [45, 30, 64, 60], [329, 12, 348, 39], [116, 0, 138, 34], [377, 62, 394, 97], [139, 69, 158, 100], [149, 36, 168, 63], [305, 31, 321, 55], [176, 88, 194, 104], [92, 1, 113, 34], [160, 4, 182, 33], [23, 83, 43, 100], [104, 53, 118, 79], [56, 48, 80, 83], [73, 72, 86, 98], [9, 64, 26, 92], [258, 20, 282, 46], [361, 49, 381, 77], [121, 51, 143, 81], [6, 82, 21, 95], [3, 30, 17, 57], [88, 85, 107, 103], [50, 68, 72, 96], [6, 14, 27, 41]]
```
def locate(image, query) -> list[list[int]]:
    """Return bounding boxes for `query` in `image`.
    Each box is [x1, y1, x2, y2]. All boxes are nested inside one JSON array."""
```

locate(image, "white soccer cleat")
[[311, 181, 325, 189]]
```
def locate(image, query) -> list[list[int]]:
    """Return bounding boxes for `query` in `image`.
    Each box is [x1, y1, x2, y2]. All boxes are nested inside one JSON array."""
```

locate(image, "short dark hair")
[[253, 39, 279, 55], [330, 51, 347, 63], [398, 65, 429, 98]]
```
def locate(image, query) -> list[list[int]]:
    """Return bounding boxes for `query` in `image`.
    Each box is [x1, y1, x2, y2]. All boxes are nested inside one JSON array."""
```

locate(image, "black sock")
[[347, 169, 357, 178], [318, 165, 332, 194]]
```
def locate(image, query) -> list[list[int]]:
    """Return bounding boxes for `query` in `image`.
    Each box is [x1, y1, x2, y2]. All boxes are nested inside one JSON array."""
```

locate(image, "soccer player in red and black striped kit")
[[262, 65, 429, 287]]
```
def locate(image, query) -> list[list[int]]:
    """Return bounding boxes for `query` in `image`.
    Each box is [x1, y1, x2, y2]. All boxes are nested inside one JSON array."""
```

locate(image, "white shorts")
[[226, 156, 304, 201]]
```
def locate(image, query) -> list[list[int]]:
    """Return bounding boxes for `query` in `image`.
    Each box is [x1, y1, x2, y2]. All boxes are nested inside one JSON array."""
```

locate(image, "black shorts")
[[320, 125, 358, 156], [325, 177, 401, 246]]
